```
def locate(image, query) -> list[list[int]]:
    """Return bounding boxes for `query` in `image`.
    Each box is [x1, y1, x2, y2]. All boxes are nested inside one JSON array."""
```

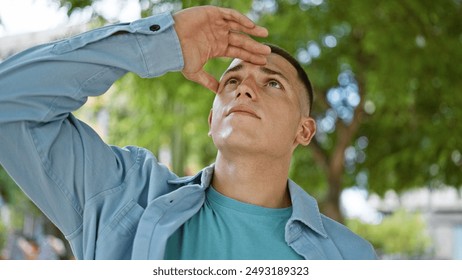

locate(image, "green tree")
[[347, 209, 432, 258], [255, 0, 462, 221]]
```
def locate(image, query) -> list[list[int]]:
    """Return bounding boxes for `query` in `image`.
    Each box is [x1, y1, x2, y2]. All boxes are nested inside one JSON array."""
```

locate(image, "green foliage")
[[1, 166, 44, 230], [0, 218, 6, 253], [256, 0, 462, 199], [107, 67, 220, 175], [347, 209, 432, 258], [59, 0, 94, 15], [290, 147, 329, 199], [0, 166, 16, 196], [351, 0, 462, 195]]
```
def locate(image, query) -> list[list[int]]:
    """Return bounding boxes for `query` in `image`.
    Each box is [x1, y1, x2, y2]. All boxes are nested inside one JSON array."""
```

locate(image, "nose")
[[235, 78, 256, 100]]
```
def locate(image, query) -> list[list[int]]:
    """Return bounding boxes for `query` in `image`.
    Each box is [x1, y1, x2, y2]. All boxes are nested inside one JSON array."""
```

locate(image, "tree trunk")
[[322, 159, 345, 223], [311, 74, 367, 223]]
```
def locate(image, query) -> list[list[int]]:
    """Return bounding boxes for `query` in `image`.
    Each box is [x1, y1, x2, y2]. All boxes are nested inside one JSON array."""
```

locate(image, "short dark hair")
[[264, 43, 314, 115]]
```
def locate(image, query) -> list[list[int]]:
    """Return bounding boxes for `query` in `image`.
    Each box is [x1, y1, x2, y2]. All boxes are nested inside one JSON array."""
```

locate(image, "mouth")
[[227, 105, 261, 119]]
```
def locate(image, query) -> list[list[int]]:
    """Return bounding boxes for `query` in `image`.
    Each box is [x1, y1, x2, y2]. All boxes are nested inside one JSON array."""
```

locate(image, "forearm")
[[0, 12, 184, 124], [0, 12, 184, 239]]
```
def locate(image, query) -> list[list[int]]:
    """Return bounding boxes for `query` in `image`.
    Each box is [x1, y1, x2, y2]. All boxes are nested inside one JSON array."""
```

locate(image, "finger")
[[225, 46, 268, 65], [227, 21, 269, 38], [228, 32, 271, 55], [184, 70, 219, 93], [219, 7, 256, 29]]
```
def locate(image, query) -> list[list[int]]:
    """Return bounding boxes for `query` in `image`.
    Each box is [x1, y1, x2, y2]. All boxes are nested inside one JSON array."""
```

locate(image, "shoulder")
[[104, 145, 180, 199], [321, 214, 377, 260]]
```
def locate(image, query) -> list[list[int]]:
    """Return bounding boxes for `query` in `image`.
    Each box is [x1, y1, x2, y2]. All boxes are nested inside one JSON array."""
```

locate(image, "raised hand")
[[173, 6, 271, 92]]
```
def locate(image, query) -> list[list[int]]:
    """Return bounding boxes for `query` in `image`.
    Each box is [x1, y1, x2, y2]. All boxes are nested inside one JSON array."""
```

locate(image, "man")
[[0, 5, 376, 259]]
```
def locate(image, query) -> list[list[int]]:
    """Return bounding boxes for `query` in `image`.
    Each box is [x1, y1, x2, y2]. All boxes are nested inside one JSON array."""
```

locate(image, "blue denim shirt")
[[0, 12, 376, 260]]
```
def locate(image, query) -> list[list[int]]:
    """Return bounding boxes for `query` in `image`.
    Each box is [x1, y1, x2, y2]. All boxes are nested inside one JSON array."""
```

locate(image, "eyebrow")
[[259, 66, 289, 83], [221, 64, 243, 79], [221, 64, 290, 83]]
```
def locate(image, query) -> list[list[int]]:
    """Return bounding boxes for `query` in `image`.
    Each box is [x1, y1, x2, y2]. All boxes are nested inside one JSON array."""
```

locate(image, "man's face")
[[208, 53, 316, 159]]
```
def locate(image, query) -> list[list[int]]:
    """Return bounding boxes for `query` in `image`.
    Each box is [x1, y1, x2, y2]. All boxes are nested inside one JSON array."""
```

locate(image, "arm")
[[0, 6, 269, 238], [0, 12, 184, 237], [0, 13, 182, 124]]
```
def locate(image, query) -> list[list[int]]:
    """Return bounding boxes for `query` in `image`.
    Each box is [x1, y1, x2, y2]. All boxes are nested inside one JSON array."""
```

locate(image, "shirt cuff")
[[132, 12, 185, 78]]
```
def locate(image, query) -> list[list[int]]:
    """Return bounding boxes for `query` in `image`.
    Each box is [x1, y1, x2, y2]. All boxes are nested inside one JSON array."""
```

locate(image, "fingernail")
[[260, 26, 269, 37], [264, 45, 271, 53]]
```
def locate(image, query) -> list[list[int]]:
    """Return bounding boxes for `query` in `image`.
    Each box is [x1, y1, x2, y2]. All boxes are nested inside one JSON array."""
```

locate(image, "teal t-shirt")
[[164, 187, 303, 260]]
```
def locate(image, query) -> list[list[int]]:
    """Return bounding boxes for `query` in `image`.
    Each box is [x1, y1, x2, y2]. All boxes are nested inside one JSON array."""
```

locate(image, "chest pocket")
[[95, 200, 144, 259]]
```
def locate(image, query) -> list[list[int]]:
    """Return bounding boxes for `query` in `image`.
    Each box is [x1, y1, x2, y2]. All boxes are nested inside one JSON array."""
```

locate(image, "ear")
[[207, 109, 213, 137], [295, 117, 316, 146]]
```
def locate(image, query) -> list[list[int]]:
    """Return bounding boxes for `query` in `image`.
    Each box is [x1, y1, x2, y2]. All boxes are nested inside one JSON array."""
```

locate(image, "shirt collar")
[[287, 179, 328, 238], [167, 163, 214, 187], [168, 164, 327, 238], [200, 164, 214, 188]]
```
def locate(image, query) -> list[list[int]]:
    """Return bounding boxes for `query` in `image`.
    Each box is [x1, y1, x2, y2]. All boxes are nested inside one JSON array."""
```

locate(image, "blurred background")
[[0, 0, 461, 260]]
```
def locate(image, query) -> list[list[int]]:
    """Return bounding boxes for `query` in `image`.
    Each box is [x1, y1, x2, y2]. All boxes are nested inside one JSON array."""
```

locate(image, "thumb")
[[183, 69, 219, 93]]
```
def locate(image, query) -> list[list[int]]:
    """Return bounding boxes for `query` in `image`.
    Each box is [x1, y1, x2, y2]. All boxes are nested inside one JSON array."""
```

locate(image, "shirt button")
[[149, 24, 161, 32]]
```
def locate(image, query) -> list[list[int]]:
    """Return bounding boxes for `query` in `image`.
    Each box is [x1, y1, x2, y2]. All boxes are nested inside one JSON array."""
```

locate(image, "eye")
[[267, 79, 282, 89], [225, 77, 239, 86]]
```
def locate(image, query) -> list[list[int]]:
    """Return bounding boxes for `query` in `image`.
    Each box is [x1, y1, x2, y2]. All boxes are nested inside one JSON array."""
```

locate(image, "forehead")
[[222, 53, 299, 83]]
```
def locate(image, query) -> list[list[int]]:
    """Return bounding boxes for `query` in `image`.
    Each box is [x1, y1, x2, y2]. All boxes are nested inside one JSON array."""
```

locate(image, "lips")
[[226, 104, 261, 119]]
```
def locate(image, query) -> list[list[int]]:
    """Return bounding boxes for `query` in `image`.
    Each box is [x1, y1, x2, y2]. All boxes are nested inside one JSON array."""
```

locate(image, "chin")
[[213, 136, 259, 155]]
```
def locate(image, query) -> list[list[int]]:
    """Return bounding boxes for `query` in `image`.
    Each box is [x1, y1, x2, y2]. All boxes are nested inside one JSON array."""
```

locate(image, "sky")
[[0, 0, 142, 37], [0, 0, 69, 36]]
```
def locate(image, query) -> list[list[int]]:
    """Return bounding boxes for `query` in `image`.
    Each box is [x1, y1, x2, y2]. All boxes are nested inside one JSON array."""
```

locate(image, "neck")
[[212, 151, 292, 208]]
